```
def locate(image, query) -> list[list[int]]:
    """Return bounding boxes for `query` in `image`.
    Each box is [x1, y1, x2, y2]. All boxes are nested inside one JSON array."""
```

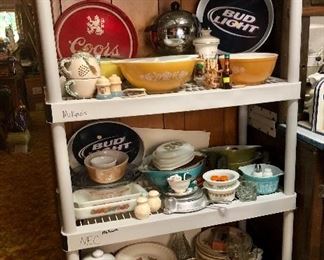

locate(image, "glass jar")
[[168, 232, 194, 260]]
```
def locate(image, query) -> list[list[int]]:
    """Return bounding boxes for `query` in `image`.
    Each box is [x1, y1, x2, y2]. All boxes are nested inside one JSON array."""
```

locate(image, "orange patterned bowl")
[[219, 53, 278, 85]]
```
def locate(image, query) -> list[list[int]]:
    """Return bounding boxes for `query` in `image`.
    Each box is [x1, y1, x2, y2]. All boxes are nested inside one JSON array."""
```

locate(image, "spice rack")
[[35, 0, 302, 259]]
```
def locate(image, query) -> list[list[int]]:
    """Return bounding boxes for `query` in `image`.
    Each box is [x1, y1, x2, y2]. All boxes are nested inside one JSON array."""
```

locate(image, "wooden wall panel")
[[61, 0, 82, 11], [184, 109, 225, 146], [164, 112, 185, 130], [51, 0, 61, 23], [181, 0, 199, 13], [223, 107, 237, 144], [159, 0, 174, 13], [119, 115, 164, 128], [112, 0, 158, 57]]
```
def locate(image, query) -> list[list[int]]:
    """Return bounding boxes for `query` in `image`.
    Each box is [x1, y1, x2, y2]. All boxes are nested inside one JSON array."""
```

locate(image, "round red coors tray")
[[54, 0, 138, 59]]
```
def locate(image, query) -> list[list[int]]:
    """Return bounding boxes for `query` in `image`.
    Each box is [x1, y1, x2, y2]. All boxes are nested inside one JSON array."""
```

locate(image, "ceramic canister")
[[193, 28, 220, 58], [134, 196, 151, 219], [147, 190, 162, 212]]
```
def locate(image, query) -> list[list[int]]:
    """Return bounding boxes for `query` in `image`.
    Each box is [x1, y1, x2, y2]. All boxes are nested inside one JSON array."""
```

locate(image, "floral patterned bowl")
[[114, 55, 197, 93]]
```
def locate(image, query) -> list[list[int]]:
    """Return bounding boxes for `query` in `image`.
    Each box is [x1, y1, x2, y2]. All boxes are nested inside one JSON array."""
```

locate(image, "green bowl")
[[200, 145, 263, 171]]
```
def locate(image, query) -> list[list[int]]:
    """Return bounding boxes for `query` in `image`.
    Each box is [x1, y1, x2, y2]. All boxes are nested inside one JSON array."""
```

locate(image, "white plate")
[[152, 153, 195, 171], [164, 185, 199, 197], [115, 242, 177, 260], [154, 141, 194, 159]]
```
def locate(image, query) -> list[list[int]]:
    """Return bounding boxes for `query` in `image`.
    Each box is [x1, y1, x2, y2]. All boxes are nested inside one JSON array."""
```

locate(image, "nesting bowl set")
[[202, 169, 240, 203], [139, 141, 206, 193]]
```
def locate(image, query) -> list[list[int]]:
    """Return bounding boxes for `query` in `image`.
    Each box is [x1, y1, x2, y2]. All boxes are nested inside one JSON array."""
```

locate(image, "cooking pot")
[[200, 145, 265, 171], [148, 1, 200, 55]]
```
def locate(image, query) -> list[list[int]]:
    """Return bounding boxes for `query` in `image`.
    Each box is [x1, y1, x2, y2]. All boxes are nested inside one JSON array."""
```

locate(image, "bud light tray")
[[196, 0, 274, 53], [67, 121, 144, 187]]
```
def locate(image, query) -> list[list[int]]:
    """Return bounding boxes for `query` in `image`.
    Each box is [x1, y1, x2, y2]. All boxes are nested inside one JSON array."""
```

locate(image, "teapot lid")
[[193, 29, 220, 45]]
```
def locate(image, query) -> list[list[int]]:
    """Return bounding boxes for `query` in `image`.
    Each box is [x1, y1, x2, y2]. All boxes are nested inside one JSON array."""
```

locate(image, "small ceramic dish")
[[84, 149, 129, 184], [202, 169, 240, 189], [203, 181, 240, 203], [167, 174, 192, 194], [164, 184, 198, 197]]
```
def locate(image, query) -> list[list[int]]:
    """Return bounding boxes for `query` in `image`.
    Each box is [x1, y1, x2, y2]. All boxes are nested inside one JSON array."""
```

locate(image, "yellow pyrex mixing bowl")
[[219, 52, 278, 85], [114, 55, 198, 93]]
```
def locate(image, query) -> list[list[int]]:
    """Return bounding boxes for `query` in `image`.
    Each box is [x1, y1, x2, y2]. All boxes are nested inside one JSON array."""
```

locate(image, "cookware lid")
[[196, 0, 274, 53], [193, 28, 220, 45]]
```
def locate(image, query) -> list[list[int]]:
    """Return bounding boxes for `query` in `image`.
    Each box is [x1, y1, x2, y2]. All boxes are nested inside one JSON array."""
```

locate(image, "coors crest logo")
[[207, 7, 259, 38]]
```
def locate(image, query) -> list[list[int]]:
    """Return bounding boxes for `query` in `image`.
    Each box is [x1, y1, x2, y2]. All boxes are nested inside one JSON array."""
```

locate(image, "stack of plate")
[[195, 226, 253, 260], [152, 141, 195, 170]]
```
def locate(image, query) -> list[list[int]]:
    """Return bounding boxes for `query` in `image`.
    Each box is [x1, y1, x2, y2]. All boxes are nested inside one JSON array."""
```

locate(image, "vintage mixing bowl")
[[238, 163, 284, 195], [114, 55, 198, 93], [219, 53, 278, 85], [139, 154, 206, 191], [202, 169, 240, 189], [203, 180, 240, 203], [84, 149, 129, 184]]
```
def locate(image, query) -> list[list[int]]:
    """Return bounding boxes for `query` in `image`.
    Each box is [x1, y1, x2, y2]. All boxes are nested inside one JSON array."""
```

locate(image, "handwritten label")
[[62, 109, 88, 119], [102, 229, 119, 235], [79, 235, 100, 247]]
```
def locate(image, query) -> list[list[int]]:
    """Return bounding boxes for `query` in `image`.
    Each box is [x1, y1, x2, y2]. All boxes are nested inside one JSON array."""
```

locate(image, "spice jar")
[[108, 74, 122, 97], [96, 76, 111, 99], [134, 196, 151, 220], [147, 190, 161, 213]]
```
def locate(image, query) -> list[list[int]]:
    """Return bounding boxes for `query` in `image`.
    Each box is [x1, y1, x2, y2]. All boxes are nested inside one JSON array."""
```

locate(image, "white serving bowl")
[[203, 181, 240, 203], [84, 149, 129, 184], [202, 169, 240, 189], [90, 155, 117, 169]]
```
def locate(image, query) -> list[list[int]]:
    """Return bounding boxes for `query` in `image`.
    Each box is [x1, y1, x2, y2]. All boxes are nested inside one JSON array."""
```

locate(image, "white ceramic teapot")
[[60, 51, 100, 79], [59, 51, 101, 98]]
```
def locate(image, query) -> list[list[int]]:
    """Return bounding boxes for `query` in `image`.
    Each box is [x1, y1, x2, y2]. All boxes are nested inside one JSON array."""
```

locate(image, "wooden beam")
[[303, 6, 324, 16]]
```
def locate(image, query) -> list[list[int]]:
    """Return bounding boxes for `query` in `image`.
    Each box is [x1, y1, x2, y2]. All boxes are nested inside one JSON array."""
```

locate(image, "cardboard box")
[[24, 75, 45, 111]]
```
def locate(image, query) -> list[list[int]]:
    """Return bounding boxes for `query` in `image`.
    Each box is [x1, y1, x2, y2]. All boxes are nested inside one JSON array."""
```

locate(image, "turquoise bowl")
[[238, 164, 284, 195], [139, 154, 206, 191]]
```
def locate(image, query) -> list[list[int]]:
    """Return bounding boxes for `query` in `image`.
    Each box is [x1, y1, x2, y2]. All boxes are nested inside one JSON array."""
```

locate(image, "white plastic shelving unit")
[[35, 0, 302, 259]]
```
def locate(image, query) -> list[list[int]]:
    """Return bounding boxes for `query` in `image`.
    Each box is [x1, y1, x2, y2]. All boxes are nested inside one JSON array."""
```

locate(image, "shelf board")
[[46, 80, 300, 123], [62, 192, 296, 251]]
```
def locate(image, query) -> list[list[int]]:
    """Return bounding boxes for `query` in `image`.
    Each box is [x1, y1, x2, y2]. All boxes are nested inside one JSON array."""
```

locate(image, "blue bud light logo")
[[197, 0, 274, 53]]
